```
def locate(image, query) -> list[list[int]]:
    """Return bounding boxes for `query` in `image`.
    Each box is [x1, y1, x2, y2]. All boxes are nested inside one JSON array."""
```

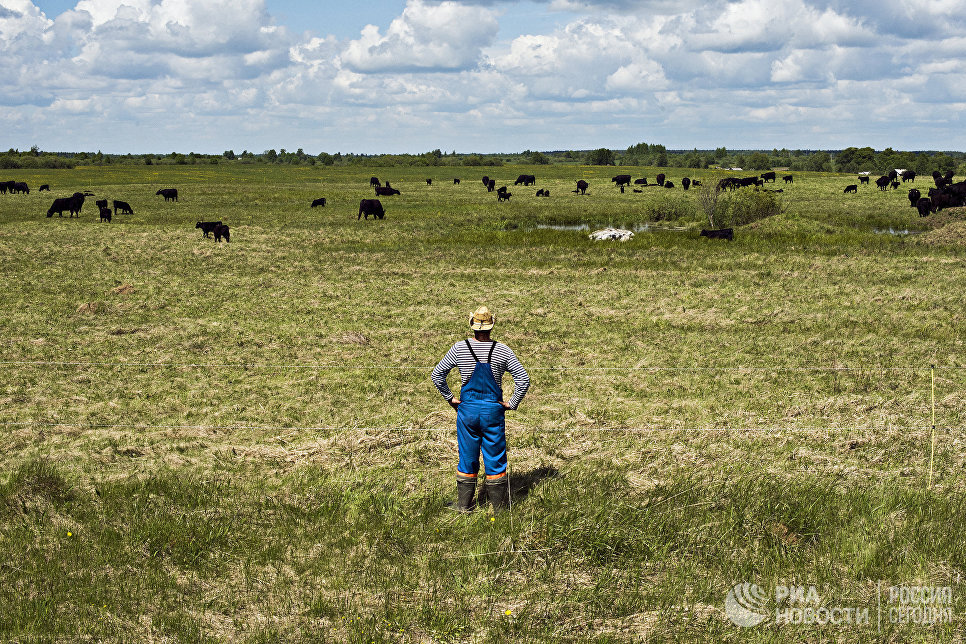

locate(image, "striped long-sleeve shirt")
[[431, 339, 530, 410]]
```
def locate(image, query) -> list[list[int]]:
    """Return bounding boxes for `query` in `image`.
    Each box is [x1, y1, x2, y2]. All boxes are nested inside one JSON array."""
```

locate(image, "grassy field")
[[2, 163, 966, 642]]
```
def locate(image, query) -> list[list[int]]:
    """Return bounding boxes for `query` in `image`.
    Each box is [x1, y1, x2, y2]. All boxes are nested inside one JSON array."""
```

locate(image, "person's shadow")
[[508, 465, 560, 503]]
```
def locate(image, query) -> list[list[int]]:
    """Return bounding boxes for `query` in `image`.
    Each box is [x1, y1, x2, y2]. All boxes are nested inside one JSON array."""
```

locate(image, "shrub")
[[645, 194, 699, 223], [716, 189, 784, 228]]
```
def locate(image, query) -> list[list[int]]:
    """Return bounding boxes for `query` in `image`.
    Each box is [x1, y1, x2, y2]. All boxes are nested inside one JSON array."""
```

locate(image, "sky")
[[3, 0, 966, 154]]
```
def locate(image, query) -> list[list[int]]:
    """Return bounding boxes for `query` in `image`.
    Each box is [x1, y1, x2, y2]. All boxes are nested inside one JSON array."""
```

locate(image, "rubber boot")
[[449, 476, 476, 513], [485, 477, 510, 515]]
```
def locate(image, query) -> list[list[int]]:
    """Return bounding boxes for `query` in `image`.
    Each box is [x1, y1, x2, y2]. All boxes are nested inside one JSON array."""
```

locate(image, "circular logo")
[[725, 583, 769, 627]]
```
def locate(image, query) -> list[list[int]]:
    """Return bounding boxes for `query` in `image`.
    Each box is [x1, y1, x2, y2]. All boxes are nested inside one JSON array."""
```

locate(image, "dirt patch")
[[76, 301, 106, 315], [334, 332, 369, 345], [111, 284, 135, 295]]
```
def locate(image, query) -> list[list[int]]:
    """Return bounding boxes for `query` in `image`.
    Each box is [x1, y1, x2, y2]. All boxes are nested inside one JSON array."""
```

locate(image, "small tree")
[[698, 183, 724, 227], [585, 148, 615, 165]]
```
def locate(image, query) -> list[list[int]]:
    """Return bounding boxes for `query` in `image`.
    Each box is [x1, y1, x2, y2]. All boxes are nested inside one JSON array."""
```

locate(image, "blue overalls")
[[456, 340, 508, 480]]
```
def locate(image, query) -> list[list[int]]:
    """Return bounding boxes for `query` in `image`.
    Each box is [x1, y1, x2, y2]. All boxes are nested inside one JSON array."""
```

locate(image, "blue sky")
[[5, 0, 966, 154]]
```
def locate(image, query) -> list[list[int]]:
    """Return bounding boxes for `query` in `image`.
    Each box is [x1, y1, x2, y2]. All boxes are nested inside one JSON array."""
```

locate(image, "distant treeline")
[[3, 144, 964, 175]]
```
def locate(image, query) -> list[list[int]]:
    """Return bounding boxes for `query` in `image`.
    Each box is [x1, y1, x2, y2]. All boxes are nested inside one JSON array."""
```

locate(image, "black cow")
[[426, 179, 432, 185], [311, 198, 326, 208], [907, 189, 921, 207], [12, 182, 29, 194], [481, 176, 489, 187], [858, 175, 870, 185], [113, 200, 133, 215], [761, 171, 776, 183], [156, 188, 178, 201], [664, 181, 675, 189], [358, 199, 385, 220], [656, 173, 666, 187], [573, 180, 588, 195], [536, 189, 545, 197], [844, 185, 858, 193], [498, 191, 512, 202], [935, 176, 951, 190], [0, 181, 8, 194], [487, 179, 495, 192], [682, 177, 691, 191], [196, 221, 222, 238], [875, 176, 891, 191], [783, 175, 793, 184], [931, 192, 961, 212], [213, 224, 230, 242], [47, 197, 73, 218], [370, 177, 381, 187], [917, 198, 932, 217], [95, 199, 108, 210], [453, 178, 461, 185], [700, 228, 734, 241], [887, 169, 898, 182], [932, 170, 942, 181], [692, 180, 702, 187], [634, 177, 648, 185], [99, 207, 112, 223], [514, 174, 536, 186], [944, 170, 955, 181], [39, 184, 50, 191], [611, 174, 632, 188], [890, 181, 900, 190], [497, 186, 508, 195], [374, 186, 400, 196], [901, 170, 916, 182], [718, 177, 740, 191]]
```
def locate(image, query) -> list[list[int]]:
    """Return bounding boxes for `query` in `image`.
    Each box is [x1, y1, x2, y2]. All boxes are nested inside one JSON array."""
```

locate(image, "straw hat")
[[469, 306, 495, 331]]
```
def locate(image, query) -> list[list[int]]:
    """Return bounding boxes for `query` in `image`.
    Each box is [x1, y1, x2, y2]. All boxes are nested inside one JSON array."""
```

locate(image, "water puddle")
[[873, 228, 925, 236], [535, 223, 688, 232]]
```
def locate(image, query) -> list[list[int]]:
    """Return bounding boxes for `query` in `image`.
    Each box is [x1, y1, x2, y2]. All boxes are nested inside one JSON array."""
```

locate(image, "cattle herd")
[[3, 165, 962, 244], [844, 169, 965, 217]]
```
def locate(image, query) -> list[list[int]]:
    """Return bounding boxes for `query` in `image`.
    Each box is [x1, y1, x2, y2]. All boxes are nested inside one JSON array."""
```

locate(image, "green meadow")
[[1, 163, 965, 642]]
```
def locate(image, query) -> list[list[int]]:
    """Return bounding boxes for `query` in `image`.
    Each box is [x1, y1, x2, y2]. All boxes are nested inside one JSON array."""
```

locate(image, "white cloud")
[[341, 0, 499, 72]]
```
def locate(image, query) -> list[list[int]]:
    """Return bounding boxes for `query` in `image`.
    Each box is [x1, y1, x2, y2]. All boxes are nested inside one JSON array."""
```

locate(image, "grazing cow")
[[370, 177, 381, 187], [453, 178, 461, 185], [700, 228, 734, 241], [930, 192, 961, 212], [497, 186, 508, 195], [113, 200, 133, 215], [196, 221, 222, 238], [498, 191, 512, 202], [12, 182, 29, 194], [664, 181, 675, 189], [692, 180, 702, 187], [39, 184, 50, 191], [358, 199, 385, 220], [844, 185, 858, 194], [718, 177, 739, 191], [890, 180, 900, 190], [573, 180, 589, 195], [858, 176, 870, 185], [311, 198, 326, 208], [535, 189, 545, 197], [783, 175, 793, 184], [887, 169, 898, 182], [908, 189, 921, 207], [875, 176, 891, 191], [156, 188, 178, 201], [917, 198, 932, 217], [901, 170, 916, 182], [656, 173, 666, 187], [514, 174, 536, 186], [0, 181, 7, 194], [611, 174, 632, 188], [374, 186, 400, 196], [761, 171, 776, 183], [426, 179, 432, 185], [95, 199, 108, 210], [634, 177, 648, 185], [487, 179, 495, 192], [46, 197, 73, 218], [213, 224, 230, 242], [99, 207, 112, 223], [682, 177, 691, 191]]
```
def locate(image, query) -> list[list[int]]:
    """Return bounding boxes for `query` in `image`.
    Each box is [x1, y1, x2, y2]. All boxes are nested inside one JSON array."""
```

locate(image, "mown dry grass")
[[1, 163, 966, 641]]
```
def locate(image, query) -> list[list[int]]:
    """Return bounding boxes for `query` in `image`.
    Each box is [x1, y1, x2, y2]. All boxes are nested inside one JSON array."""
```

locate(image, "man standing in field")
[[431, 306, 530, 514]]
